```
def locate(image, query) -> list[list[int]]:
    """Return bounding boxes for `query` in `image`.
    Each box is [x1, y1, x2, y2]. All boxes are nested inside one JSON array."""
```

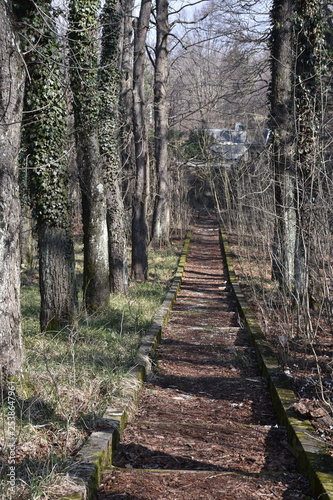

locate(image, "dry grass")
[[1, 242, 179, 499]]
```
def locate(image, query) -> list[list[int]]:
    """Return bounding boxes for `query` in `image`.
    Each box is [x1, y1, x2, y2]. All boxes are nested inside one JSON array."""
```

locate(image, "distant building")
[[207, 123, 248, 163]]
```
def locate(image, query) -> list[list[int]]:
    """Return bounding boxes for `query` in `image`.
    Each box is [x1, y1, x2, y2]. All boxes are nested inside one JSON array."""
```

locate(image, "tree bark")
[[131, 0, 152, 281], [20, 1, 78, 331], [270, 0, 296, 294], [99, 0, 129, 294], [77, 133, 110, 309], [38, 226, 77, 331], [69, 0, 110, 310], [119, 0, 136, 209], [151, 0, 171, 248], [293, 0, 324, 311], [0, 0, 25, 376]]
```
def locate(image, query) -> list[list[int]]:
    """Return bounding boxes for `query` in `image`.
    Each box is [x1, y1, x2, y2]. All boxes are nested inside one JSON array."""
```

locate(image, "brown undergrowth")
[[225, 229, 333, 456]]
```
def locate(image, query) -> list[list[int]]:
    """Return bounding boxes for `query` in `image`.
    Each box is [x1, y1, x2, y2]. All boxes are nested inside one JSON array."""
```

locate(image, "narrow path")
[[95, 217, 312, 499]]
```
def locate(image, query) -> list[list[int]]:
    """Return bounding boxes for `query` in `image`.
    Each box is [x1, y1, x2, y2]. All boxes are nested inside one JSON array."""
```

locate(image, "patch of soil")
[[135, 378, 278, 426]]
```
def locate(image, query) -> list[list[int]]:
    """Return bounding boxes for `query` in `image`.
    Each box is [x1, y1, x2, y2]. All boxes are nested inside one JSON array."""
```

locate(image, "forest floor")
[[95, 215, 313, 499]]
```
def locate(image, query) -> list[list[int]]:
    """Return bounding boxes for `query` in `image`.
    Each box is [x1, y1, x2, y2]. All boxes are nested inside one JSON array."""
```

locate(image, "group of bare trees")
[[1, 0, 332, 381], [168, 0, 333, 340], [212, 0, 333, 340], [269, 0, 331, 335]]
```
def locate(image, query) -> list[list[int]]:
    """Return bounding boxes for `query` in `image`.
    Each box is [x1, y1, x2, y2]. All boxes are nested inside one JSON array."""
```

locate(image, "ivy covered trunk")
[[69, 0, 110, 310], [19, 0, 77, 331], [0, 0, 25, 377], [270, 0, 296, 294], [151, 0, 171, 248], [99, 0, 128, 294], [132, 0, 152, 281], [293, 0, 325, 317]]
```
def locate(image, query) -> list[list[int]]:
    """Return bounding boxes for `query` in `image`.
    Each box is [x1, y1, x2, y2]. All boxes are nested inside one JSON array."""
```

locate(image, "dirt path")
[[95, 217, 312, 499]]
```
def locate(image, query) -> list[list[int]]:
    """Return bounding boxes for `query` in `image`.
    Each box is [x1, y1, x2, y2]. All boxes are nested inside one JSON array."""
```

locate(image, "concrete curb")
[[58, 231, 192, 500], [220, 228, 333, 500]]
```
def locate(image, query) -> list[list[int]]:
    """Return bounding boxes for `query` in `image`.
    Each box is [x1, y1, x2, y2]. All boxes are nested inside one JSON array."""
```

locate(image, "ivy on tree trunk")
[[69, 0, 110, 311], [19, 0, 77, 332]]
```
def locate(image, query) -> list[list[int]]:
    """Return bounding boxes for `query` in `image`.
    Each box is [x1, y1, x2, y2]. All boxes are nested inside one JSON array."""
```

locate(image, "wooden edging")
[[219, 228, 333, 500], [58, 230, 192, 500]]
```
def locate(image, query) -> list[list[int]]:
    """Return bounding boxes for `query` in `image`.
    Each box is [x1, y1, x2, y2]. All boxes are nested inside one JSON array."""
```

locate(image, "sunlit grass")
[[1, 242, 179, 499]]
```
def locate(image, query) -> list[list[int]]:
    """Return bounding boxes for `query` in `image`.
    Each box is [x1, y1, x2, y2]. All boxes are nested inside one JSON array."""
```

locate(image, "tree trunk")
[[99, 0, 128, 294], [38, 226, 77, 331], [69, 0, 110, 310], [131, 0, 152, 281], [20, 204, 36, 270], [77, 134, 110, 309], [20, 0, 78, 331], [151, 0, 171, 248], [119, 0, 136, 209], [293, 0, 324, 312], [0, 0, 25, 376], [270, 0, 296, 294]]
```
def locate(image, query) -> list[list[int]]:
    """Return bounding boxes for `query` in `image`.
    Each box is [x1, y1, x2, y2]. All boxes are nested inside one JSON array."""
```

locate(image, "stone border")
[[58, 231, 192, 500], [220, 228, 333, 500]]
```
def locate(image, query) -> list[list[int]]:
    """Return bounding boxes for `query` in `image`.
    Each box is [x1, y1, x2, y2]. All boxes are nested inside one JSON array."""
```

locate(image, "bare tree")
[[293, 0, 327, 325], [131, 0, 152, 281], [119, 0, 136, 209], [270, 0, 296, 294], [0, 0, 25, 376], [151, 0, 171, 248], [99, 0, 129, 294]]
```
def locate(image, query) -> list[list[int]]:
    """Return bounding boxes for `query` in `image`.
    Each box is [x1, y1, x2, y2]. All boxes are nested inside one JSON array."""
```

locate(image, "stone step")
[[112, 421, 296, 474], [134, 378, 278, 426], [99, 467, 311, 499]]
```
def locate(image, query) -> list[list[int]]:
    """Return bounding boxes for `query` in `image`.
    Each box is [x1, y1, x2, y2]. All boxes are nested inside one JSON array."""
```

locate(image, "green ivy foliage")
[[98, 0, 122, 177], [68, 0, 100, 129], [18, 0, 71, 228], [294, 0, 326, 160]]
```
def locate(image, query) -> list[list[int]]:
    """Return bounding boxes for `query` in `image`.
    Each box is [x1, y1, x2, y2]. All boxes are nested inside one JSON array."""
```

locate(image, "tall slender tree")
[[0, 0, 25, 376], [270, 0, 296, 294], [68, 0, 110, 310], [19, 0, 77, 332], [151, 0, 171, 248], [131, 0, 152, 281], [99, 0, 129, 294], [270, 0, 327, 327], [119, 0, 136, 208], [293, 0, 326, 315]]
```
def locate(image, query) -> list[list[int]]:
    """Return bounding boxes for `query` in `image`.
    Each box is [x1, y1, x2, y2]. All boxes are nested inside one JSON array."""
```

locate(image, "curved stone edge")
[[219, 228, 333, 500], [57, 230, 192, 500]]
